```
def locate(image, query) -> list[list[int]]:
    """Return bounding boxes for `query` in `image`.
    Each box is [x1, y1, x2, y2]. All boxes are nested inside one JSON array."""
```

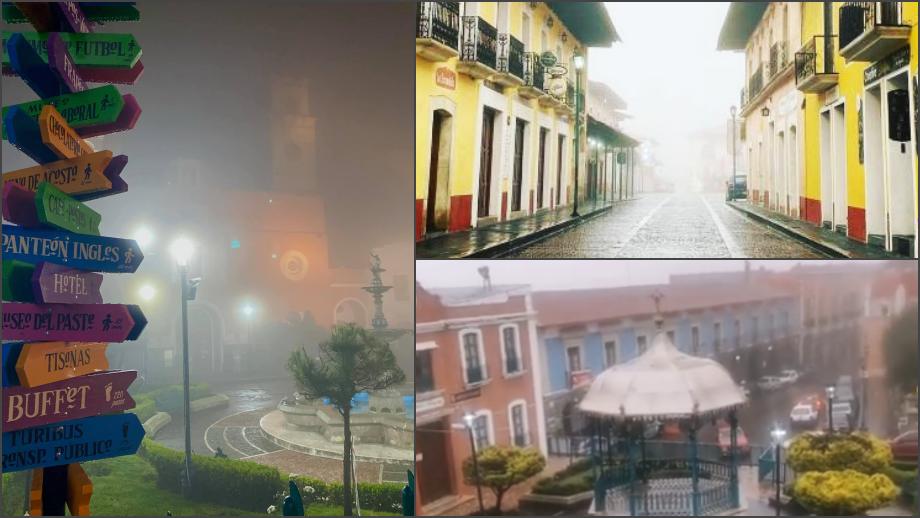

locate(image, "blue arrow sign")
[[4, 106, 60, 164], [2, 224, 144, 273], [6, 32, 68, 99], [2, 413, 145, 472], [2, 342, 25, 387]]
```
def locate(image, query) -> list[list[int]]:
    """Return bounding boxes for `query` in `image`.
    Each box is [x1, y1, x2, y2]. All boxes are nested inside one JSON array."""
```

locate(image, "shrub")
[[289, 474, 403, 513], [532, 472, 593, 496], [786, 432, 893, 475], [139, 438, 280, 512], [793, 469, 899, 515], [2, 472, 28, 516]]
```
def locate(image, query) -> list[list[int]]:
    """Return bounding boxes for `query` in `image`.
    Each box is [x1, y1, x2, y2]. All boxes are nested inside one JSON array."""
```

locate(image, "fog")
[[591, 2, 745, 191]]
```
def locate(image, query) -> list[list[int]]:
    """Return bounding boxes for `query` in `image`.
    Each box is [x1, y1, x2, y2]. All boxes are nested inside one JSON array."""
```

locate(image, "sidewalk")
[[416, 199, 616, 259], [726, 201, 902, 259]]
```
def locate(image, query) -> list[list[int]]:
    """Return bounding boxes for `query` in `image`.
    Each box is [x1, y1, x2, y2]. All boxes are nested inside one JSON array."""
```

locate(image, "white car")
[[777, 369, 800, 385], [790, 403, 819, 424], [757, 376, 784, 391]]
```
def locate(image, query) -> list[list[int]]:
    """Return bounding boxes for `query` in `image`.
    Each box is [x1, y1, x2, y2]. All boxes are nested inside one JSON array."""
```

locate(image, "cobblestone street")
[[506, 192, 826, 258]]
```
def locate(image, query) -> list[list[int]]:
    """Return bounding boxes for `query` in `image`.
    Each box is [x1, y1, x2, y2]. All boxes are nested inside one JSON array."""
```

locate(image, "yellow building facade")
[[415, 2, 618, 241], [722, 2, 917, 257]]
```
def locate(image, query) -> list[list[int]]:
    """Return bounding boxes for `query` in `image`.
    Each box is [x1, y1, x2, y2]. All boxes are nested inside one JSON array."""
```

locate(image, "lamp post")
[[463, 413, 485, 514], [242, 303, 255, 343], [825, 385, 836, 433], [571, 53, 585, 218], [770, 426, 786, 517], [170, 237, 197, 495], [730, 105, 738, 201]]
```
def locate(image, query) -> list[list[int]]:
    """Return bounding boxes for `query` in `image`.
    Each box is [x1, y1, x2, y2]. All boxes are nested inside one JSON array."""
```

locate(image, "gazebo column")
[[592, 418, 606, 513], [627, 430, 637, 516], [729, 410, 740, 508], [688, 424, 701, 516]]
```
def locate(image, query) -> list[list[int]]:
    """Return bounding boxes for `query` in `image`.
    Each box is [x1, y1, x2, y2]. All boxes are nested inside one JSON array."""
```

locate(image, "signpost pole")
[[180, 263, 193, 494]]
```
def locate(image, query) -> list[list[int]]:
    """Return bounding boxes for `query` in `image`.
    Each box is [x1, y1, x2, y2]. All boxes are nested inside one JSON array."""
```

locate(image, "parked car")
[[757, 376, 784, 391], [790, 402, 819, 426], [889, 431, 918, 461], [831, 401, 853, 431], [725, 174, 748, 201], [777, 369, 800, 385], [717, 422, 751, 457]]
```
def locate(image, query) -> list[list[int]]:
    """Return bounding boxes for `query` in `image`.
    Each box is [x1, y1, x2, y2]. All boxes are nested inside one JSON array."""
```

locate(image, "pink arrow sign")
[[2, 370, 136, 432], [2, 182, 41, 227], [1, 302, 143, 343], [79, 60, 143, 85], [33, 263, 103, 304]]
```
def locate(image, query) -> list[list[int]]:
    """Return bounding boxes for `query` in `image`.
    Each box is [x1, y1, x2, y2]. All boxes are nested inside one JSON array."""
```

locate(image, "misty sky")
[[591, 2, 744, 184], [417, 260, 851, 291]]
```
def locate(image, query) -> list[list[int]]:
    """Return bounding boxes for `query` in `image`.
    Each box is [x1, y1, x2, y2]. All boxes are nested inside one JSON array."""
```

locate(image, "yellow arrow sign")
[[2, 150, 115, 195], [15, 341, 109, 388], [67, 463, 93, 516], [39, 104, 94, 159]]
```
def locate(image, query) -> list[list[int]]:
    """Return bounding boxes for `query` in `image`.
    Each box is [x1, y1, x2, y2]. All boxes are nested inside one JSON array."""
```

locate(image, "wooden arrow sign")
[[47, 32, 87, 94], [10, 2, 57, 32], [34, 263, 104, 304], [6, 32, 67, 99], [2, 412, 145, 472], [2, 31, 141, 69], [79, 59, 144, 85], [2, 85, 125, 140], [2, 259, 36, 302], [2, 342, 26, 387], [1, 369, 137, 432], [5, 105, 61, 163], [1, 302, 144, 342], [55, 2, 93, 33], [16, 341, 109, 388], [66, 462, 93, 516], [3, 182, 103, 235], [2, 151, 127, 200], [75, 93, 141, 138], [4, 3, 140, 25], [2, 224, 143, 272], [40, 105, 95, 159]]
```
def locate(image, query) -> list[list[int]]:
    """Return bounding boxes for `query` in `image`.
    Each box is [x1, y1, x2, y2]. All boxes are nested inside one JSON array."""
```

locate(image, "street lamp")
[[134, 226, 154, 251], [825, 385, 836, 433], [462, 413, 485, 514], [139, 283, 157, 302], [241, 302, 256, 343], [170, 236, 198, 495], [770, 426, 787, 517], [730, 105, 738, 201], [571, 52, 585, 218]]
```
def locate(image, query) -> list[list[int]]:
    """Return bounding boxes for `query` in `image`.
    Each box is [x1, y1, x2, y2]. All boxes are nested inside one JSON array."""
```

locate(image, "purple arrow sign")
[[2, 370, 136, 432], [47, 33, 86, 94], [33, 263, 103, 304], [2, 182, 41, 227], [54, 2, 94, 33], [1, 302, 144, 343], [79, 60, 143, 85]]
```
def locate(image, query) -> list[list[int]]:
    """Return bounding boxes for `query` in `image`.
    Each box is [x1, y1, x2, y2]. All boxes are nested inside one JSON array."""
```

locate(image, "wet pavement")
[[506, 192, 827, 258]]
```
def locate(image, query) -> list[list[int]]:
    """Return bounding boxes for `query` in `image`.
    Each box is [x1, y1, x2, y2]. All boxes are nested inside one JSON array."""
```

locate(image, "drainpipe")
[[823, 1, 834, 73]]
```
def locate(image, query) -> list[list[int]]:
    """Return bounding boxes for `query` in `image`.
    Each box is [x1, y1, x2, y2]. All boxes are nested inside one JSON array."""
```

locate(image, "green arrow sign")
[[35, 182, 102, 236], [2, 31, 142, 69], [1, 260, 36, 302], [3, 4, 140, 24], [2, 85, 124, 141]]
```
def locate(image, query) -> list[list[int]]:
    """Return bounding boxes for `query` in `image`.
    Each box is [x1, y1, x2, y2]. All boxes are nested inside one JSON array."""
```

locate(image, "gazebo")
[[579, 298, 747, 516]]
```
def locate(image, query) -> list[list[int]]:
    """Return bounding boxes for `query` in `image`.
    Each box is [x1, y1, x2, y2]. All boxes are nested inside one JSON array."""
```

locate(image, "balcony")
[[555, 79, 576, 116], [518, 52, 547, 100], [538, 57, 564, 108], [748, 64, 764, 102], [494, 34, 525, 87], [839, 2, 911, 63], [416, 2, 460, 62], [457, 16, 498, 80], [795, 35, 839, 93], [768, 42, 789, 79]]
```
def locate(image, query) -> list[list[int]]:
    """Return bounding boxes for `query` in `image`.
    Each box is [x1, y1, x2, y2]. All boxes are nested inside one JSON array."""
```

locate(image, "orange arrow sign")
[[29, 467, 43, 516], [2, 150, 115, 196], [39, 104, 94, 159], [15, 341, 109, 388], [67, 463, 93, 516]]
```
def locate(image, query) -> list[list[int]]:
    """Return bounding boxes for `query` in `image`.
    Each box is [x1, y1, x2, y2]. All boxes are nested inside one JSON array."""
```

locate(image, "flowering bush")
[[786, 432, 893, 475], [793, 470, 899, 516]]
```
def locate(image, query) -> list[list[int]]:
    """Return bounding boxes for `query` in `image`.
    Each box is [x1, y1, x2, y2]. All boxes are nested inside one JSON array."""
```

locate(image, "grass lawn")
[[2, 455, 397, 516]]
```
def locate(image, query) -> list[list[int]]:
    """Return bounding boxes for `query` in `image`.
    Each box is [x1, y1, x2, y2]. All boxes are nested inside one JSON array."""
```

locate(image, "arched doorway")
[[334, 298, 369, 327], [427, 109, 453, 233]]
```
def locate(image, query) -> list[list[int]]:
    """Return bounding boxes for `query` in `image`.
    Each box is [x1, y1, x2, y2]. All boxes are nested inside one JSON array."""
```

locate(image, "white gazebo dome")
[[579, 330, 746, 421]]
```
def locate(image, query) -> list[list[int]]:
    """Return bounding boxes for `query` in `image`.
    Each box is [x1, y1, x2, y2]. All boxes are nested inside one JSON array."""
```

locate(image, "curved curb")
[[143, 411, 171, 439]]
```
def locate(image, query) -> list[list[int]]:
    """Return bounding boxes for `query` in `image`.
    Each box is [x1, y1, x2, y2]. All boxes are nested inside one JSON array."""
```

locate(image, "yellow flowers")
[[793, 470, 900, 516]]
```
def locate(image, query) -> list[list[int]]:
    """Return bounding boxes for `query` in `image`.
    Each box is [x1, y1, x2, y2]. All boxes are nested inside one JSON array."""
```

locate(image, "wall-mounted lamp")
[[561, 32, 568, 43], [761, 106, 771, 117]]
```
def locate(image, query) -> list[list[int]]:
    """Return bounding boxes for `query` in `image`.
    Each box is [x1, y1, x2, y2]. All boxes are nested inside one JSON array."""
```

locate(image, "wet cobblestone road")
[[506, 192, 826, 258]]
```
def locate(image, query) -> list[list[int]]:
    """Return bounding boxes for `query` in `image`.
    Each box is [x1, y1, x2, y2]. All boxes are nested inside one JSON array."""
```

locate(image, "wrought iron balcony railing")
[[748, 64, 764, 101], [523, 52, 546, 91], [460, 16, 498, 70], [769, 42, 788, 78], [497, 34, 525, 80], [795, 35, 838, 87], [840, 2, 903, 49], [416, 2, 460, 49]]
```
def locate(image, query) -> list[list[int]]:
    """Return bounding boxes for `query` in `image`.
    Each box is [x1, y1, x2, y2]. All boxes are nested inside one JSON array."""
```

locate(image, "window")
[[501, 325, 522, 376], [604, 340, 617, 367], [473, 413, 491, 450], [461, 330, 485, 385], [734, 319, 741, 348], [637, 336, 648, 355], [417, 350, 435, 393], [691, 326, 700, 354], [509, 401, 528, 447], [714, 322, 722, 353], [566, 346, 581, 373]]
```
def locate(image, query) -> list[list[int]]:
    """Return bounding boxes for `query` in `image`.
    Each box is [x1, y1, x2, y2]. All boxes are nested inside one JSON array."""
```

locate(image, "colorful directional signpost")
[[2, 5, 145, 514]]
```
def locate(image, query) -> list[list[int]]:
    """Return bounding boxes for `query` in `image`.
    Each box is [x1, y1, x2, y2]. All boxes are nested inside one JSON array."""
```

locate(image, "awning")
[[587, 116, 640, 148], [716, 2, 769, 51], [547, 2, 620, 47]]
